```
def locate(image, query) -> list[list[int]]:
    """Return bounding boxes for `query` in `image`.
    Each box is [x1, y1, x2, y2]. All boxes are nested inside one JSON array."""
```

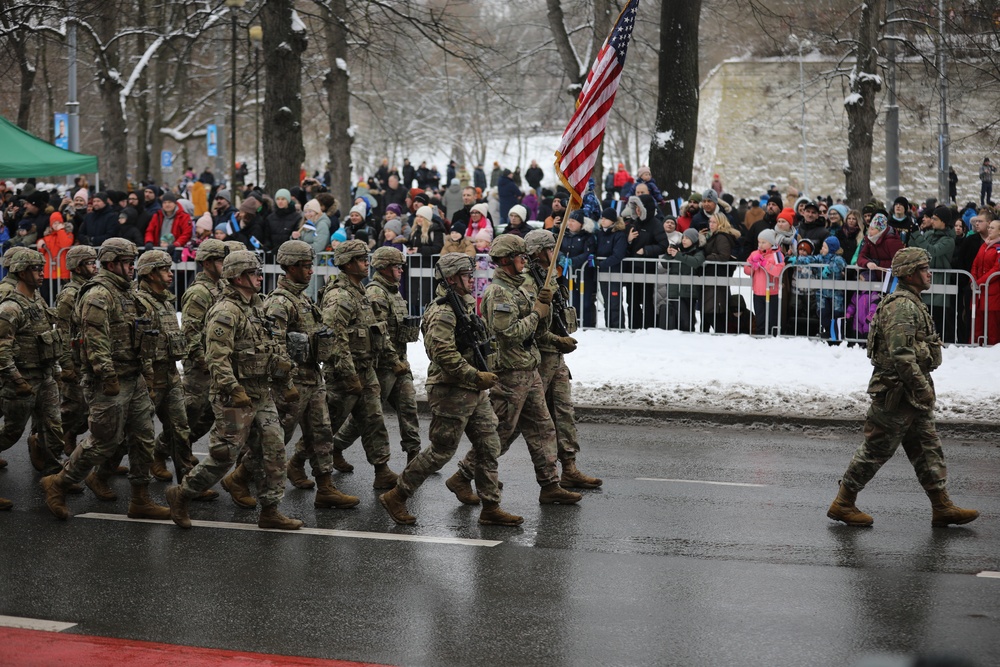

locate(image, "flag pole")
[[544, 195, 579, 288]]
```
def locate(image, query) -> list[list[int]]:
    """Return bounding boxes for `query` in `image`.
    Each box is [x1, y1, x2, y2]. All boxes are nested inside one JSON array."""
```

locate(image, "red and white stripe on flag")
[[554, 0, 639, 203]]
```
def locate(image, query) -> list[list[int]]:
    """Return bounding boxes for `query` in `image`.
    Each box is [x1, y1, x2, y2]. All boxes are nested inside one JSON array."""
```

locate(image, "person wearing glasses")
[[41, 239, 171, 522]]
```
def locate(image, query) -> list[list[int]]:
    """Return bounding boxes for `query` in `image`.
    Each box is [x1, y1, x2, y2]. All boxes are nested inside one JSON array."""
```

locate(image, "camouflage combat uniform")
[[320, 273, 394, 468], [456, 264, 561, 487], [180, 259, 224, 445], [395, 283, 501, 503], [54, 270, 91, 448], [0, 269, 65, 474], [333, 266, 421, 458], [176, 280, 290, 508]]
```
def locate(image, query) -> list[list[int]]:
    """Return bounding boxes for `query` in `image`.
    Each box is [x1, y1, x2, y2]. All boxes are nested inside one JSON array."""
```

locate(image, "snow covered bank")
[[407, 329, 1000, 424]]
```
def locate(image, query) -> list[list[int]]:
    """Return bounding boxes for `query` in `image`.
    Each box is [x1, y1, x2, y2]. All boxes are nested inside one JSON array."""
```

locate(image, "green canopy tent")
[[0, 113, 98, 180]]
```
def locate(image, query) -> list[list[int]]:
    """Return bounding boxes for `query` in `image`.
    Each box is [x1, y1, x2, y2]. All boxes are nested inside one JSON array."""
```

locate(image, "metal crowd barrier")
[[34, 246, 999, 347]]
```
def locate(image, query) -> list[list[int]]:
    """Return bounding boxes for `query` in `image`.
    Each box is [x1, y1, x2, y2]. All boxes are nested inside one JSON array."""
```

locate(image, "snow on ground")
[[407, 329, 1000, 423]]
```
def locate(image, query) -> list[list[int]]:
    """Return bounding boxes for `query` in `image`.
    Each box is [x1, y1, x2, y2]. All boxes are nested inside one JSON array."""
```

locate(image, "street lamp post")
[[249, 25, 263, 188], [225, 0, 245, 192], [790, 34, 811, 199]]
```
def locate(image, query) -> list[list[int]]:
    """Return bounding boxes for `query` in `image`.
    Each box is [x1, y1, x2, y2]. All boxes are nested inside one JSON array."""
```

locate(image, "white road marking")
[[976, 571, 1000, 579], [0, 615, 77, 632], [77, 513, 502, 547], [636, 478, 768, 488]]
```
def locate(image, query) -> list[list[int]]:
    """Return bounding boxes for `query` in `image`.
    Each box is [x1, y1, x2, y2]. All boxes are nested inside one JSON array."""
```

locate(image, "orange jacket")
[[39, 213, 74, 279]]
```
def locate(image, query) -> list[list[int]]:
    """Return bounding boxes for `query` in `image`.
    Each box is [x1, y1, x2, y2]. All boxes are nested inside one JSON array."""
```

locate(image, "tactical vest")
[[1, 291, 60, 371], [229, 301, 279, 381], [329, 280, 387, 365], [77, 274, 142, 373], [368, 278, 420, 354], [867, 288, 942, 373], [136, 288, 188, 365], [181, 275, 222, 353], [56, 279, 84, 370], [268, 283, 332, 368]]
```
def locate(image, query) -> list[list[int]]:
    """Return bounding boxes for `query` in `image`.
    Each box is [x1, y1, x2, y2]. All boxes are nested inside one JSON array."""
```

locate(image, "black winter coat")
[[264, 206, 302, 250]]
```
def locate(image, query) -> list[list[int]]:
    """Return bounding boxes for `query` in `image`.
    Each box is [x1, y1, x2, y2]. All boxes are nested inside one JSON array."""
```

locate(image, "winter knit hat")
[[777, 208, 796, 225], [303, 199, 323, 215], [869, 213, 888, 233], [474, 228, 492, 243], [767, 194, 783, 209], [331, 227, 348, 242], [932, 205, 954, 225], [384, 219, 403, 236], [216, 189, 232, 204], [196, 213, 214, 233], [828, 204, 849, 223], [450, 222, 467, 236], [823, 236, 841, 254], [415, 205, 434, 222], [470, 203, 489, 217], [274, 188, 292, 202], [758, 229, 778, 247], [214, 223, 228, 233], [74, 189, 90, 203], [682, 228, 700, 245], [508, 204, 527, 224], [702, 189, 718, 204], [160, 192, 178, 203], [349, 203, 367, 219], [386, 203, 403, 216]]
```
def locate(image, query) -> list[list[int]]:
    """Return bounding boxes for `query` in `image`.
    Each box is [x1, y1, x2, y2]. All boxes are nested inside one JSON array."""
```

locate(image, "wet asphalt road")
[[1, 418, 998, 666]]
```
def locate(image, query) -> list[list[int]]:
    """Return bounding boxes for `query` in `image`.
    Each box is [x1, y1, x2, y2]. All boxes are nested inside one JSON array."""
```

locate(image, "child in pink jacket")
[[744, 228, 786, 335]]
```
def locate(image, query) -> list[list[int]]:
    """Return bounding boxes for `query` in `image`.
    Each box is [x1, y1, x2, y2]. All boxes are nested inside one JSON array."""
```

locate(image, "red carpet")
[[0, 626, 394, 667]]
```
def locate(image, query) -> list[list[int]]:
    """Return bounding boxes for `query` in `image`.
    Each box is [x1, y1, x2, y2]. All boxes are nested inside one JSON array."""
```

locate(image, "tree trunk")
[[262, 0, 307, 192], [135, 9, 150, 184], [94, 2, 127, 189], [323, 0, 352, 213], [15, 35, 36, 132], [844, 0, 885, 209], [648, 0, 702, 203]]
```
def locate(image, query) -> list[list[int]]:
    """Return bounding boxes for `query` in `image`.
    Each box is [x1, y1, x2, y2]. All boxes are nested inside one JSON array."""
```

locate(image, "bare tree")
[[843, 0, 886, 208]]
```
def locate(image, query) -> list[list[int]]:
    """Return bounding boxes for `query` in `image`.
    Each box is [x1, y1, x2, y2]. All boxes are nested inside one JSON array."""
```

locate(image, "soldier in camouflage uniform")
[[379, 253, 522, 526], [0, 250, 65, 509], [828, 248, 979, 527], [166, 250, 303, 530], [332, 246, 422, 466], [40, 238, 171, 521], [54, 245, 99, 457], [316, 239, 398, 489], [451, 235, 582, 506], [266, 240, 359, 510], [178, 238, 228, 457], [521, 229, 602, 489]]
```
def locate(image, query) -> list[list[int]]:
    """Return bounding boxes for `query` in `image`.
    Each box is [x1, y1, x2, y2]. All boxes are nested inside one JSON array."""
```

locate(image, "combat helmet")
[[136, 250, 173, 276], [223, 250, 261, 280], [276, 240, 315, 266], [371, 246, 405, 270], [65, 245, 98, 270], [224, 240, 247, 255], [489, 234, 527, 261], [6, 248, 45, 273], [195, 239, 227, 262], [524, 229, 556, 255], [334, 239, 369, 267], [97, 238, 138, 263], [436, 252, 475, 278], [891, 247, 931, 278]]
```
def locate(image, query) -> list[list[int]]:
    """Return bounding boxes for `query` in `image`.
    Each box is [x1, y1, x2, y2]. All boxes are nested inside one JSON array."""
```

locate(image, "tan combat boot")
[[445, 471, 480, 505], [0, 458, 7, 468], [40, 471, 71, 520], [165, 486, 192, 529], [379, 486, 416, 525], [0, 496, 12, 511], [479, 501, 524, 526], [126, 484, 171, 520], [539, 483, 583, 505], [258, 505, 303, 530], [286, 452, 315, 489], [826, 484, 874, 526], [150, 452, 173, 481], [314, 473, 360, 509], [28, 433, 48, 472], [372, 463, 398, 489], [221, 463, 257, 508], [192, 489, 220, 502], [928, 489, 979, 527], [84, 470, 117, 501], [560, 459, 603, 489], [332, 448, 354, 473]]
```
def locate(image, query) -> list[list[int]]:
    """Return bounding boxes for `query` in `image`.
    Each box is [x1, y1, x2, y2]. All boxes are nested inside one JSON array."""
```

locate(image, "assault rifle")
[[439, 278, 493, 372], [527, 260, 570, 337]]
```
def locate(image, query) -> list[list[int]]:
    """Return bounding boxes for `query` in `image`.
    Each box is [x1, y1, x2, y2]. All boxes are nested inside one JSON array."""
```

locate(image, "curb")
[[414, 400, 998, 438]]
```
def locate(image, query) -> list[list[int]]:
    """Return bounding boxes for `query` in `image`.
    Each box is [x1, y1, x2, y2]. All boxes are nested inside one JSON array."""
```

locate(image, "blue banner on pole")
[[161, 150, 174, 169], [54, 113, 69, 150], [206, 124, 218, 157]]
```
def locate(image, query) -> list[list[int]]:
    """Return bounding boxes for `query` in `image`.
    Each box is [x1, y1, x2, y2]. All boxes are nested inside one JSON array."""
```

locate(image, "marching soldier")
[[267, 240, 359, 510], [379, 253, 522, 526], [166, 250, 303, 530], [827, 248, 979, 527], [40, 238, 171, 521], [450, 235, 582, 506], [332, 246, 422, 466], [316, 239, 399, 489], [0, 249, 66, 508], [522, 229, 602, 489]]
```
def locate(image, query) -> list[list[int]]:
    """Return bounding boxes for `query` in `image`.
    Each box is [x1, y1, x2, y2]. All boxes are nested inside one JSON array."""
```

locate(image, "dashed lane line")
[[0, 615, 77, 632], [636, 478, 768, 488], [76, 512, 502, 547], [976, 571, 1000, 579]]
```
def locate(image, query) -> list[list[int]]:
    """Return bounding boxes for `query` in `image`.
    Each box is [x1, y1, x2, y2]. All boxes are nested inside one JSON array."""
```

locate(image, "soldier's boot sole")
[[379, 488, 416, 525], [191, 489, 220, 502], [84, 472, 117, 501], [286, 457, 315, 490], [0, 497, 12, 511], [332, 450, 354, 473], [28, 434, 47, 472], [372, 464, 398, 490], [258, 506, 303, 530], [40, 473, 70, 520], [479, 503, 524, 526], [150, 453, 173, 482], [221, 467, 257, 509], [445, 471, 480, 506], [539, 483, 583, 505], [165, 486, 192, 529]]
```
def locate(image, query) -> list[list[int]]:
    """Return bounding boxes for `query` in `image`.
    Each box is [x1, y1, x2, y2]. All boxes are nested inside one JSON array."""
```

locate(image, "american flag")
[[555, 0, 639, 203]]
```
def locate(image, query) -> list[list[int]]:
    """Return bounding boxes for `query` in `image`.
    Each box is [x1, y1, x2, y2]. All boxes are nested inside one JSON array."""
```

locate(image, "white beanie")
[[470, 203, 489, 217], [416, 205, 434, 222], [349, 203, 367, 218], [304, 199, 322, 215], [508, 204, 527, 223], [74, 188, 90, 202]]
